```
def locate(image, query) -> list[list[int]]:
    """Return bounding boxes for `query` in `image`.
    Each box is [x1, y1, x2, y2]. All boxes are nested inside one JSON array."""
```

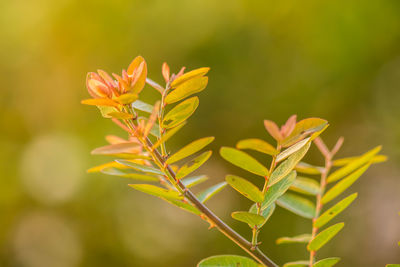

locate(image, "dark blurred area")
[[1, 0, 400, 266]]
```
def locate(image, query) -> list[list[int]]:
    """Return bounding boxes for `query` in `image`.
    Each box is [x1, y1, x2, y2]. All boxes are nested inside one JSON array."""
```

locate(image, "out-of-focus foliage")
[[1, 0, 400, 267]]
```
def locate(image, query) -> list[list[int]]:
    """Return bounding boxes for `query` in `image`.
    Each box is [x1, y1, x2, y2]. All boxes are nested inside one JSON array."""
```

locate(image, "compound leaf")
[[220, 147, 269, 177], [197, 255, 262, 267], [231, 211, 266, 228], [322, 163, 371, 204], [313, 257, 341, 267], [226, 175, 264, 203], [176, 151, 212, 180], [307, 223, 344, 251], [129, 184, 182, 200], [261, 171, 297, 210], [236, 138, 278, 155], [197, 182, 227, 203], [268, 142, 311, 186], [162, 97, 199, 129], [315, 193, 357, 228], [166, 136, 215, 164], [277, 192, 316, 219], [165, 76, 208, 104], [327, 146, 381, 183], [276, 234, 312, 245]]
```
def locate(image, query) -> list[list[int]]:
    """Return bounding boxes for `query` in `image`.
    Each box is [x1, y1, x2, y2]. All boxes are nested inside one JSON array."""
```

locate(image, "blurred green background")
[[1, 0, 400, 266]]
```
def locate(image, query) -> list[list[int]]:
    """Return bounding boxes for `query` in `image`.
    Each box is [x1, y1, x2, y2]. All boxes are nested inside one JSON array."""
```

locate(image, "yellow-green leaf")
[[327, 146, 381, 183], [268, 141, 311, 186], [315, 193, 357, 228], [231, 211, 265, 228], [282, 118, 328, 147], [307, 223, 344, 251], [313, 257, 340, 267], [81, 98, 120, 107], [322, 163, 371, 204], [295, 162, 323, 175], [161, 198, 201, 215], [171, 67, 210, 88], [129, 184, 182, 200], [197, 255, 262, 267], [162, 97, 199, 129], [290, 176, 320, 195], [261, 171, 297, 210], [166, 136, 215, 164], [236, 138, 278, 155], [87, 161, 125, 173], [197, 182, 227, 203], [165, 76, 208, 104], [176, 151, 212, 180], [276, 138, 310, 163], [220, 147, 269, 177], [116, 160, 164, 175], [249, 203, 275, 228], [101, 167, 159, 181], [181, 175, 208, 188], [283, 261, 309, 267], [277, 192, 316, 219], [333, 155, 387, 166], [226, 175, 264, 203], [276, 234, 312, 245]]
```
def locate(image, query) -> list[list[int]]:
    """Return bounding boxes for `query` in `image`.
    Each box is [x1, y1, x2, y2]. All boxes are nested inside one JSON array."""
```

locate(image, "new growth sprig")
[[82, 56, 386, 267]]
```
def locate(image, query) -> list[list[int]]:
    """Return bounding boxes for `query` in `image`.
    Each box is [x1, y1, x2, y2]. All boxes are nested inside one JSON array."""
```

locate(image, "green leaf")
[[307, 223, 344, 251], [152, 122, 186, 149], [132, 100, 153, 113], [276, 138, 310, 163], [176, 151, 212, 180], [197, 255, 262, 267], [333, 154, 387, 166], [295, 162, 323, 175], [166, 136, 215, 164], [283, 261, 309, 267], [290, 176, 320, 195], [197, 182, 227, 203], [165, 76, 208, 104], [313, 257, 341, 267], [231, 211, 266, 228], [220, 147, 269, 177], [129, 184, 183, 200], [162, 96, 199, 129], [268, 142, 311, 187], [315, 193, 358, 228], [322, 163, 371, 204], [276, 234, 312, 245], [327, 146, 381, 183], [91, 142, 142, 155], [171, 67, 210, 88], [281, 118, 328, 147], [181, 175, 208, 188], [236, 138, 278, 155], [386, 265, 400, 267], [114, 93, 138, 104], [249, 203, 275, 228], [226, 175, 264, 203], [116, 160, 164, 175], [161, 198, 201, 215], [97, 105, 116, 118], [261, 171, 296, 210], [101, 167, 159, 181], [277, 192, 316, 219]]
